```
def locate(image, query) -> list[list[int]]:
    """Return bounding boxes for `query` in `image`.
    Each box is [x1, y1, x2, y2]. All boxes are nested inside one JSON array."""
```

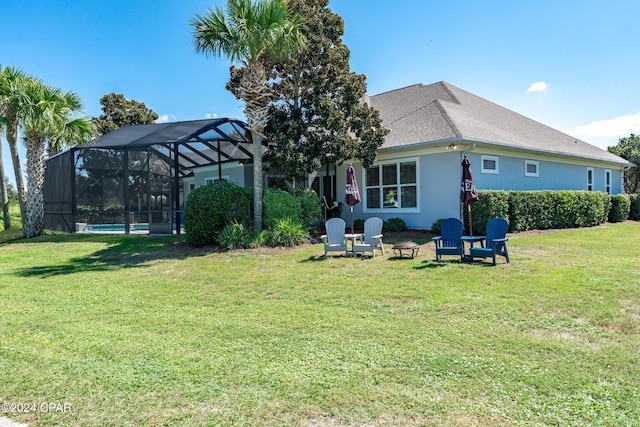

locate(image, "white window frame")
[[525, 160, 539, 177], [481, 155, 499, 174], [587, 167, 594, 191], [605, 169, 612, 194], [363, 157, 419, 213]]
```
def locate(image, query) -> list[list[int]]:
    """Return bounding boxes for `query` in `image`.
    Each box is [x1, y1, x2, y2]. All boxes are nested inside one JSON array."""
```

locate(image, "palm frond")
[[191, 0, 306, 65]]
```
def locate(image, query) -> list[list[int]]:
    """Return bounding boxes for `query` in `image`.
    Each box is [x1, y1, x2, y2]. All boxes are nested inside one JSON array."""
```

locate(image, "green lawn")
[[0, 223, 639, 426]]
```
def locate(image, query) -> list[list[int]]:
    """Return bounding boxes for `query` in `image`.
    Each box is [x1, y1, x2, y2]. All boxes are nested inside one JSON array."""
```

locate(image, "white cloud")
[[565, 112, 640, 149], [205, 113, 218, 119], [526, 81, 548, 93], [156, 114, 176, 123]]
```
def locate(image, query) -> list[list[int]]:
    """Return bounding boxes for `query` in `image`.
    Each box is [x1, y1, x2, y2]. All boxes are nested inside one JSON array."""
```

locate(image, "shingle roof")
[[368, 81, 629, 165]]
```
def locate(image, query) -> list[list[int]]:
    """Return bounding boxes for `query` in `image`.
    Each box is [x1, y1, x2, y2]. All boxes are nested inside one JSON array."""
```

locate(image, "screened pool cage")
[[44, 118, 264, 235]]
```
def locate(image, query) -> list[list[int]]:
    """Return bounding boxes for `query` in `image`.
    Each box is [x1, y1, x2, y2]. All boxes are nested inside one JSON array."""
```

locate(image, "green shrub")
[[609, 194, 631, 223], [241, 186, 254, 215], [184, 181, 251, 247], [265, 217, 308, 247], [263, 188, 302, 229], [218, 221, 251, 250], [431, 218, 444, 235], [600, 192, 612, 224], [629, 194, 640, 220], [384, 217, 406, 232], [295, 188, 322, 232], [471, 191, 510, 233], [352, 219, 365, 233], [250, 230, 270, 248], [473, 190, 612, 233]]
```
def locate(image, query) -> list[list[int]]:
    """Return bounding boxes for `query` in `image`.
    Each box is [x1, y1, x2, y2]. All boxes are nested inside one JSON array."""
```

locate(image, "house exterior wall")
[[340, 149, 462, 231], [336, 144, 628, 230], [184, 144, 627, 232], [467, 149, 624, 194]]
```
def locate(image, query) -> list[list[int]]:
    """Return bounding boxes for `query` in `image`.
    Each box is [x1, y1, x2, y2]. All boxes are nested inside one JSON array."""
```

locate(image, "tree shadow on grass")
[[413, 260, 455, 269], [12, 233, 218, 278]]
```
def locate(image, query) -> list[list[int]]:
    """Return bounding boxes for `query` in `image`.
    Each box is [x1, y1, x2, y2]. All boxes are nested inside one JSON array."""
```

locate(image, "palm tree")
[[191, 0, 305, 231], [20, 79, 92, 238], [0, 65, 29, 230]]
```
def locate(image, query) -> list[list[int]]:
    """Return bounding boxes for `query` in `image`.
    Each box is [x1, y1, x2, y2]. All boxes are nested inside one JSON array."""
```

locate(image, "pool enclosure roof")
[[87, 118, 264, 177]]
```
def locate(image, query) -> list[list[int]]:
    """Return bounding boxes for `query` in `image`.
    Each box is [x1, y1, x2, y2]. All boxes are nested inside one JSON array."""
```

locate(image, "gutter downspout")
[[462, 143, 476, 157]]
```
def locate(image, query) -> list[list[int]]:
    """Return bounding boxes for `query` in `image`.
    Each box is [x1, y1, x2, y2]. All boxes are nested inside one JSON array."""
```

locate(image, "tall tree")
[[190, 0, 306, 231], [21, 79, 92, 238], [263, 0, 389, 186], [0, 119, 9, 230], [0, 135, 9, 230], [93, 92, 159, 136], [608, 134, 640, 193], [0, 65, 29, 229]]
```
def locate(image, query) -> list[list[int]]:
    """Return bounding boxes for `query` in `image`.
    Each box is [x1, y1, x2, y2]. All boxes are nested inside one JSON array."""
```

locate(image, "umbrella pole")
[[467, 204, 473, 236], [350, 206, 354, 234]]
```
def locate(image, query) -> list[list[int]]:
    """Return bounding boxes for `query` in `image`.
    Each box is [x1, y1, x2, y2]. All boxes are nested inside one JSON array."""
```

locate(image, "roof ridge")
[[385, 101, 438, 127], [370, 83, 425, 98], [434, 99, 462, 138]]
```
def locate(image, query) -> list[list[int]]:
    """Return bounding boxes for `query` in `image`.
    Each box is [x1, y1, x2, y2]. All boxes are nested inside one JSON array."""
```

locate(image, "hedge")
[[609, 194, 631, 223], [628, 194, 640, 220], [468, 190, 614, 233]]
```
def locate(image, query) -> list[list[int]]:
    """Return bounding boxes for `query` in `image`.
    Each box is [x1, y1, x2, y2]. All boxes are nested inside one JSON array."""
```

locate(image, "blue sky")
[[3, 0, 640, 185]]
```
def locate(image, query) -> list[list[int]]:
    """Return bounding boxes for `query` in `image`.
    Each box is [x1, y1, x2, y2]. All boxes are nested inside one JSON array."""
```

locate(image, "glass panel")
[[483, 159, 496, 170], [401, 186, 417, 208], [383, 187, 399, 208], [526, 163, 537, 174], [366, 188, 380, 209], [382, 164, 397, 185], [366, 166, 379, 187], [400, 162, 416, 184]]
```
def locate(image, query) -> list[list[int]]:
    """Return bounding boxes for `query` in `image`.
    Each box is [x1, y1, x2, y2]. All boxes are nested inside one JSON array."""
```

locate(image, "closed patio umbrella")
[[345, 163, 361, 233], [460, 155, 478, 235]]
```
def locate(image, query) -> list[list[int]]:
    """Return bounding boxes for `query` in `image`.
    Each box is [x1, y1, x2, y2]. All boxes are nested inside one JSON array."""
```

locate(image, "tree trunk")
[[240, 63, 272, 233], [5, 119, 27, 232], [253, 134, 264, 232], [24, 134, 45, 238], [0, 125, 10, 230]]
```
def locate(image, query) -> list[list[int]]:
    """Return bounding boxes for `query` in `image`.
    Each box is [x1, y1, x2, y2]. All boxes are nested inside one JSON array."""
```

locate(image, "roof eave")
[[379, 137, 633, 167]]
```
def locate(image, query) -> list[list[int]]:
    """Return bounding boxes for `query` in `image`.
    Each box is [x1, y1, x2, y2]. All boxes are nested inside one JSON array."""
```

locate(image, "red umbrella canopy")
[[345, 164, 361, 206], [460, 155, 478, 205]]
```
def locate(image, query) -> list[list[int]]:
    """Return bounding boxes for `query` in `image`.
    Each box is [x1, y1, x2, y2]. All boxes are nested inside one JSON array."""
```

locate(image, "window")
[[587, 168, 594, 191], [525, 160, 539, 177], [481, 155, 499, 174], [605, 169, 612, 194], [365, 159, 417, 210], [205, 176, 229, 185]]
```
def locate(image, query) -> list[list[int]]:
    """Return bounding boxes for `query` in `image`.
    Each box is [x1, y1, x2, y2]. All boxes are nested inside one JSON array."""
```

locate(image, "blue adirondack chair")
[[469, 218, 510, 265], [432, 218, 464, 261]]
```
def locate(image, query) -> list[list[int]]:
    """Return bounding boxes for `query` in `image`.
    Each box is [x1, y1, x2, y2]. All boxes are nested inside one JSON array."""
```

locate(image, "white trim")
[[525, 160, 539, 177], [363, 157, 420, 213], [587, 167, 594, 191], [605, 169, 612, 194], [481, 155, 499, 174]]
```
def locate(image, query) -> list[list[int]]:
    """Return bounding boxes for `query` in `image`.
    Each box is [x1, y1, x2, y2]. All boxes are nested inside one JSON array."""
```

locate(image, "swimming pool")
[[83, 224, 150, 233]]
